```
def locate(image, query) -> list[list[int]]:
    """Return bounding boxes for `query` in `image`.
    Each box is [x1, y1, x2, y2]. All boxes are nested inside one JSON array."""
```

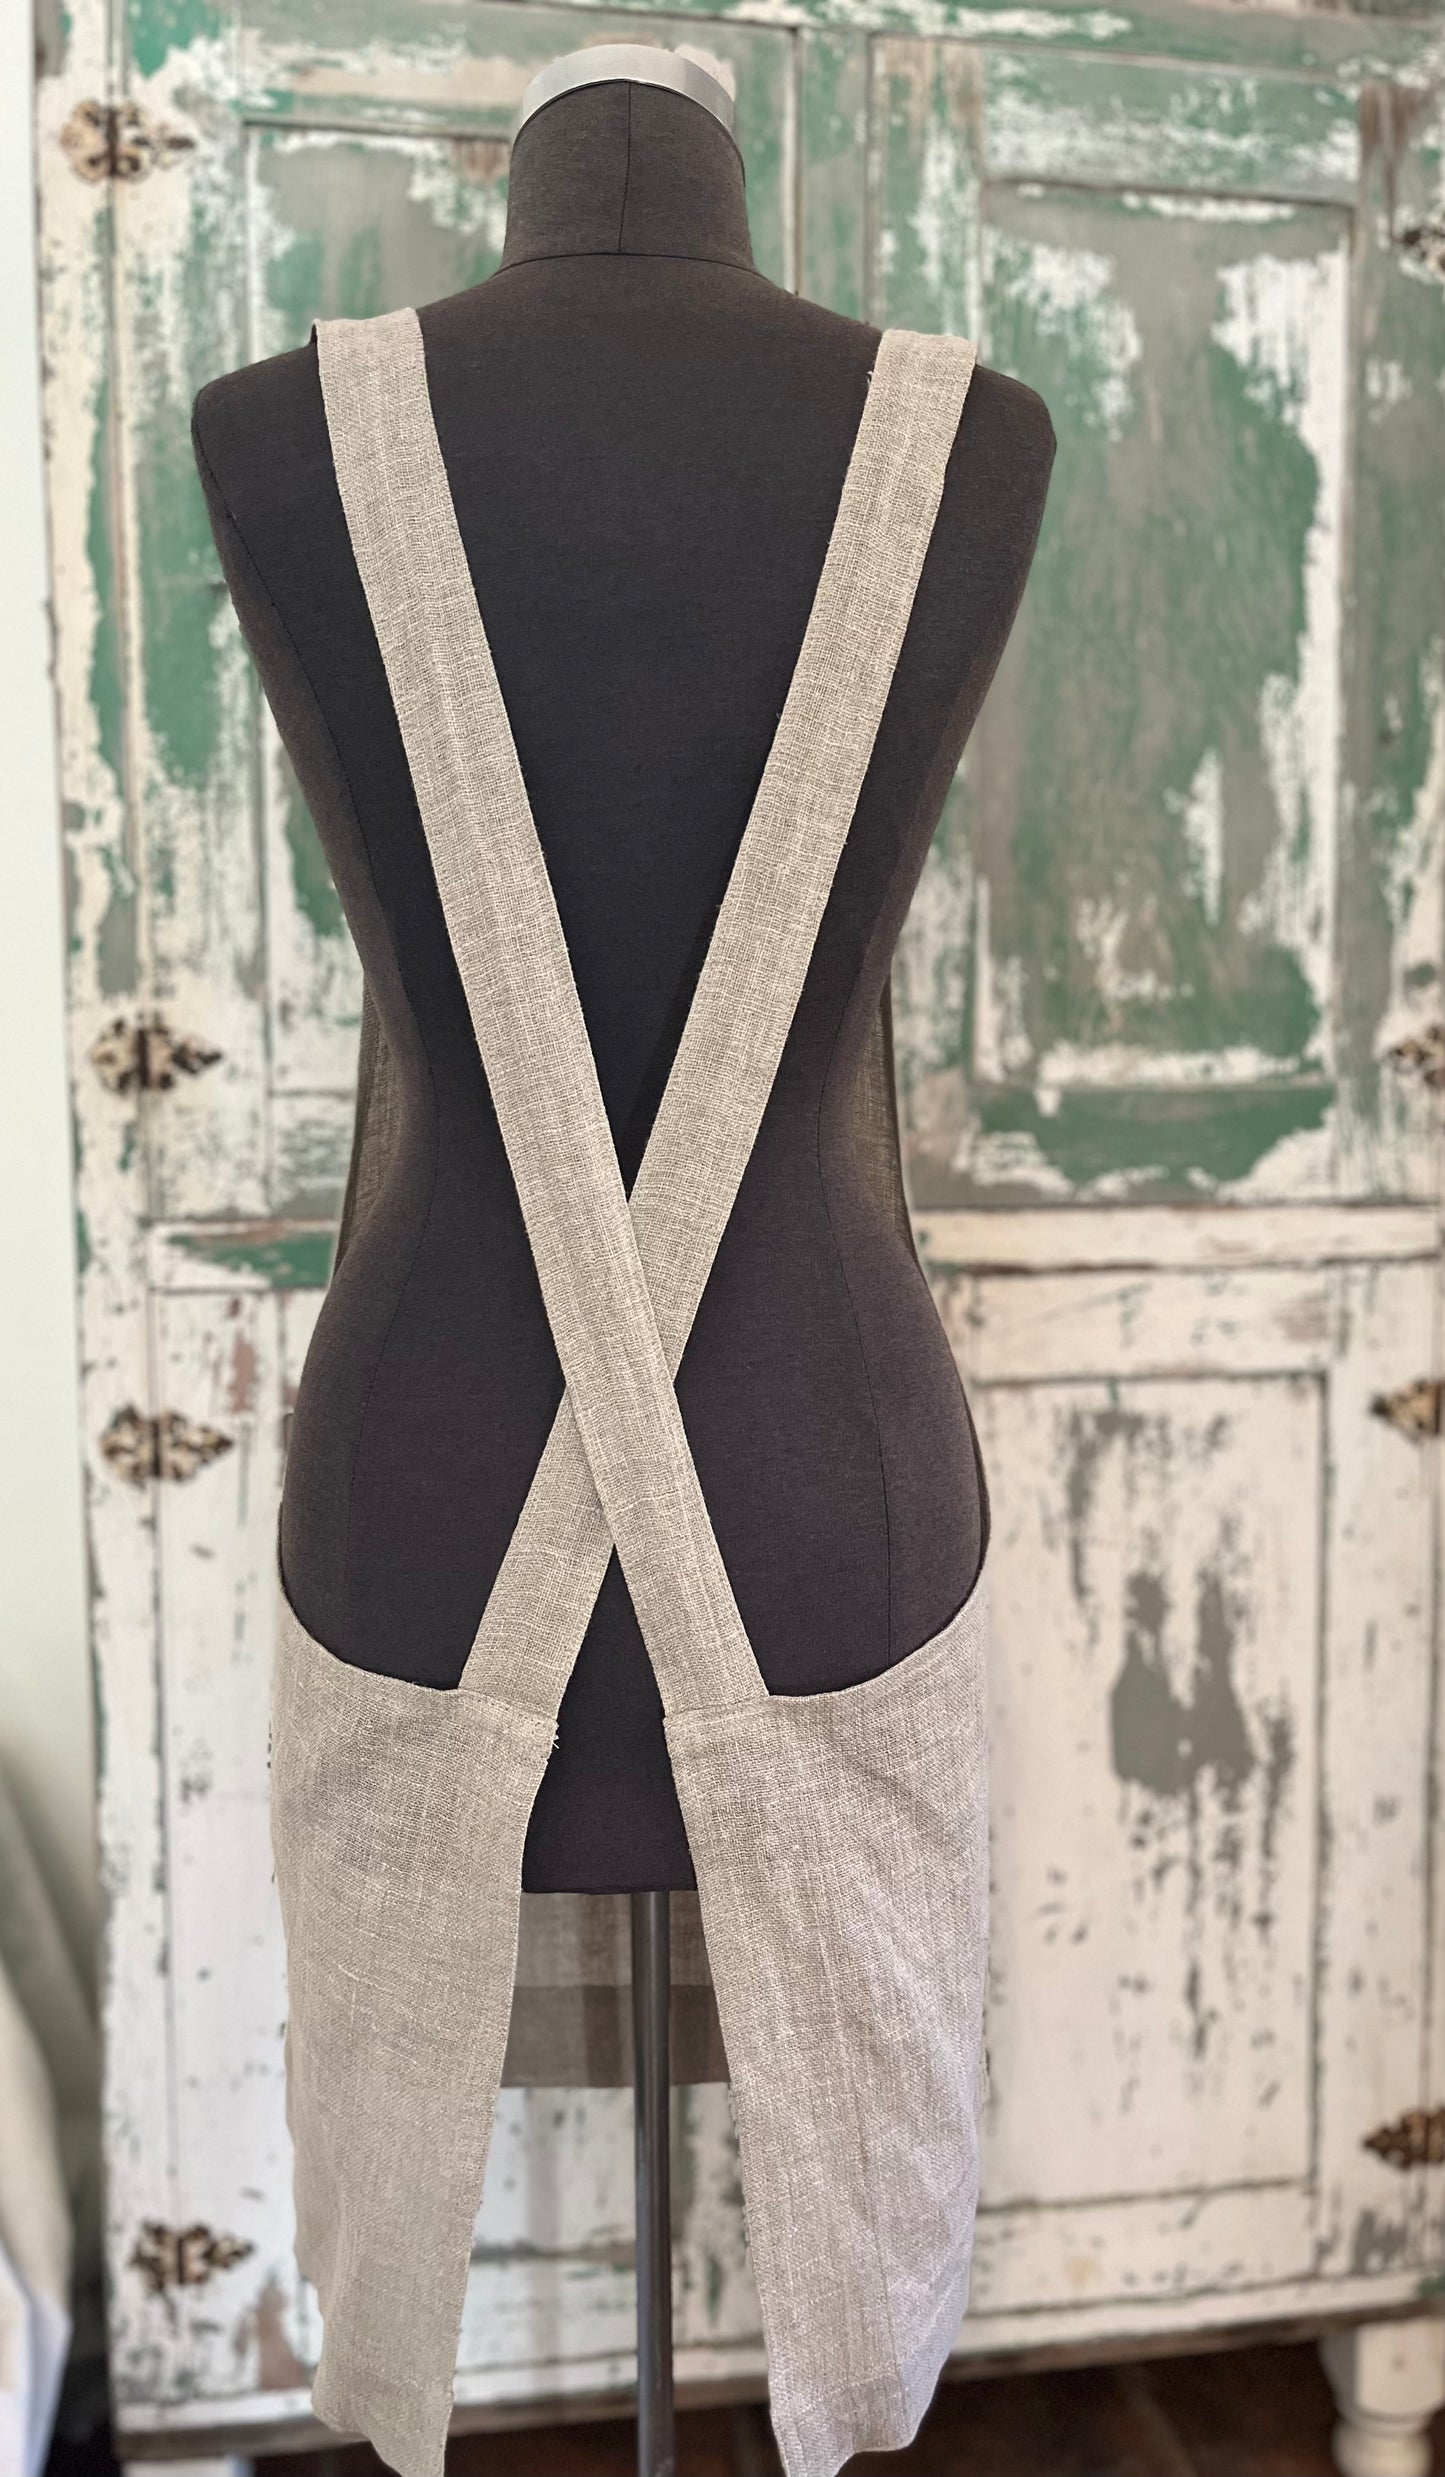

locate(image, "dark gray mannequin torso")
[[192, 77, 1054, 1892]]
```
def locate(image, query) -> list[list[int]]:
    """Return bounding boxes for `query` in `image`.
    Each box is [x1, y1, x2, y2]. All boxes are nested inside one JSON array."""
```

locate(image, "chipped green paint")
[[799, 32, 870, 317], [982, 195, 1338, 1064], [239, 0, 1445, 88], [96, 844, 139, 998], [1331, 91, 1445, 1196], [1111, 1563, 1256, 1799], [983, 50, 1361, 203], [247, 7, 795, 282], [884, 118, 1367, 1199], [86, 372, 124, 798], [260, 134, 507, 345], [167, 1226, 337, 1287], [1350, 2208, 1414, 2275], [126, 0, 226, 79], [34, 0, 70, 77], [136, 423, 225, 797], [966, 1081, 1333, 1194], [280, 756, 345, 944]]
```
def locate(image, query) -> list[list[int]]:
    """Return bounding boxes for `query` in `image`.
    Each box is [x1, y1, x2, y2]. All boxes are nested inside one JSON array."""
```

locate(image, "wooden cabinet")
[[35, 0, 1445, 2457]]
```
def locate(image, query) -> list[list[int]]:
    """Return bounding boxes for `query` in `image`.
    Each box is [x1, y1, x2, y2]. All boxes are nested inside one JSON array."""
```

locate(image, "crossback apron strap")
[[316, 307, 974, 1717], [459, 326, 975, 1718]]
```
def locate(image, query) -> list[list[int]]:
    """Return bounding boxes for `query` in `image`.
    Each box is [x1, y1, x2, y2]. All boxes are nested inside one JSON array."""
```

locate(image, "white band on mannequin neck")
[[517, 45, 737, 140]]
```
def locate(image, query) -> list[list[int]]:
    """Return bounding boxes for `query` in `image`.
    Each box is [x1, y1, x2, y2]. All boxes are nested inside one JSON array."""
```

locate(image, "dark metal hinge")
[[130, 2221, 254, 2295], [1385, 1023, 1445, 1089], [1399, 220, 1445, 282], [1370, 1379, 1443, 1441], [90, 1014, 220, 1094], [60, 99, 195, 184], [101, 1405, 234, 1487], [1364, 2108, 1445, 2171]]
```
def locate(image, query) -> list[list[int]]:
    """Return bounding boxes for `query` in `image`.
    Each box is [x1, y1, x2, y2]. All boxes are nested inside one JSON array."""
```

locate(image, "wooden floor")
[[264, 2343, 1445, 2477]]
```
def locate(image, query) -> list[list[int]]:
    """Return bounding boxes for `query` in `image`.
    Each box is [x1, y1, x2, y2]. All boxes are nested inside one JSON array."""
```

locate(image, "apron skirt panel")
[[272, 1564, 989, 2477], [665, 1574, 991, 2477], [271, 1571, 555, 2477]]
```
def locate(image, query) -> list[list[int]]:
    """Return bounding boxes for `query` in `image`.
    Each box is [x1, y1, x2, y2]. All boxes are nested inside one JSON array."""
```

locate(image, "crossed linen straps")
[[316, 306, 976, 1722], [299, 307, 984, 2477]]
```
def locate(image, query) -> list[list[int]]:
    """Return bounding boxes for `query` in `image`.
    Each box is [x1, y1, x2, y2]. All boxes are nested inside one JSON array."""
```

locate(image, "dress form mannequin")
[[191, 65, 1054, 1896]]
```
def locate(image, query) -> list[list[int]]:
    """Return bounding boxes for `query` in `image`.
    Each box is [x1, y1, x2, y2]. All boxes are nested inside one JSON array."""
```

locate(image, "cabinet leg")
[[1321, 2317, 1445, 2477], [121, 2461, 253, 2477]]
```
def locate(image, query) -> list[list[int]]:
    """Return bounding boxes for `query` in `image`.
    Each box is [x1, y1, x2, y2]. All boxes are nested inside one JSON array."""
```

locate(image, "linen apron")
[[271, 305, 990, 2477]]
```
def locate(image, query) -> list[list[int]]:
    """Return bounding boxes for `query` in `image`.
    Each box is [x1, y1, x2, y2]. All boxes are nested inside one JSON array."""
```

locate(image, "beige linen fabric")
[[271, 1591, 554, 2472], [667, 1591, 989, 2476], [272, 302, 988, 2477]]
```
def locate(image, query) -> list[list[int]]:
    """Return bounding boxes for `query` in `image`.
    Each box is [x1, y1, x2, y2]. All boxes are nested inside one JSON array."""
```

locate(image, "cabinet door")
[[918, 1221, 1442, 2343], [871, 29, 1445, 2344], [879, 39, 1445, 1210]]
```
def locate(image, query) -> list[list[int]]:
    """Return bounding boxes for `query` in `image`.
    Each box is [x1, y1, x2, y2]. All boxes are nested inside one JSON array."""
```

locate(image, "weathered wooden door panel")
[[109, 5, 796, 1228], [927, 1233, 1441, 2331], [108, 45, 263, 1227], [459, 2082, 757, 2401], [252, 122, 508, 1193], [979, 1370, 1320, 2211], [148, 1282, 310, 2404], [881, 38, 1445, 1208]]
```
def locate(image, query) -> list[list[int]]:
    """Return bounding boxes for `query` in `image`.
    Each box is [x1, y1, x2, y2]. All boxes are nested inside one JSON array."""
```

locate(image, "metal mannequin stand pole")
[[631, 1889, 676, 2477]]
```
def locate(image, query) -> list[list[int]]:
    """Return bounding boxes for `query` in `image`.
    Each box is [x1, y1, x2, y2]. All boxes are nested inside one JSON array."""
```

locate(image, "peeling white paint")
[[1120, 192, 1301, 224], [1073, 894, 1167, 1013], [1166, 748, 1225, 925], [911, 117, 982, 344], [405, 146, 510, 243], [973, 878, 1034, 1079], [986, 59, 1356, 201], [242, 38, 564, 115], [1035, 1039, 1317, 1091], [1215, 241, 1347, 1074], [892, 802, 973, 1091], [1364, 355, 1413, 417], [741, 0, 1131, 37], [1372, 640, 1445, 1065], [986, 233, 1140, 438]]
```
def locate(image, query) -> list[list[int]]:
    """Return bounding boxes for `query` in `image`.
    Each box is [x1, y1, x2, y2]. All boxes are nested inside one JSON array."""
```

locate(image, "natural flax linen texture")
[[271, 303, 989, 2477]]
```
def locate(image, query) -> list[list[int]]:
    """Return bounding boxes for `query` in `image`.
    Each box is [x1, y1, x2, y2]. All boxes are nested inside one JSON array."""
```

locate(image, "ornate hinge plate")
[[1364, 2108, 1445, 2171], [1370, 1379, 1444, 1441], [90, 1014, 220, 1094], [130, 2221, 254, 2295], [60, 99, 195, 184], [1386, 1023, 1445, 1088], [100, 1405, 233, 1486], [1399, 220, 1445, 283]]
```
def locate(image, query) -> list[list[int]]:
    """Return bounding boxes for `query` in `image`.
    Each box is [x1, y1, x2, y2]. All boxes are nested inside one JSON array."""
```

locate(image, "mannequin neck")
[[500, 79, 755, 272]]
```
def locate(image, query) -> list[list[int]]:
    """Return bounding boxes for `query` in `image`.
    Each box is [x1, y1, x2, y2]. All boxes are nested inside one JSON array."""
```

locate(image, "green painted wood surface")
[[876, 36, 1445, 1202], [100, 0, 1445, 1219]]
